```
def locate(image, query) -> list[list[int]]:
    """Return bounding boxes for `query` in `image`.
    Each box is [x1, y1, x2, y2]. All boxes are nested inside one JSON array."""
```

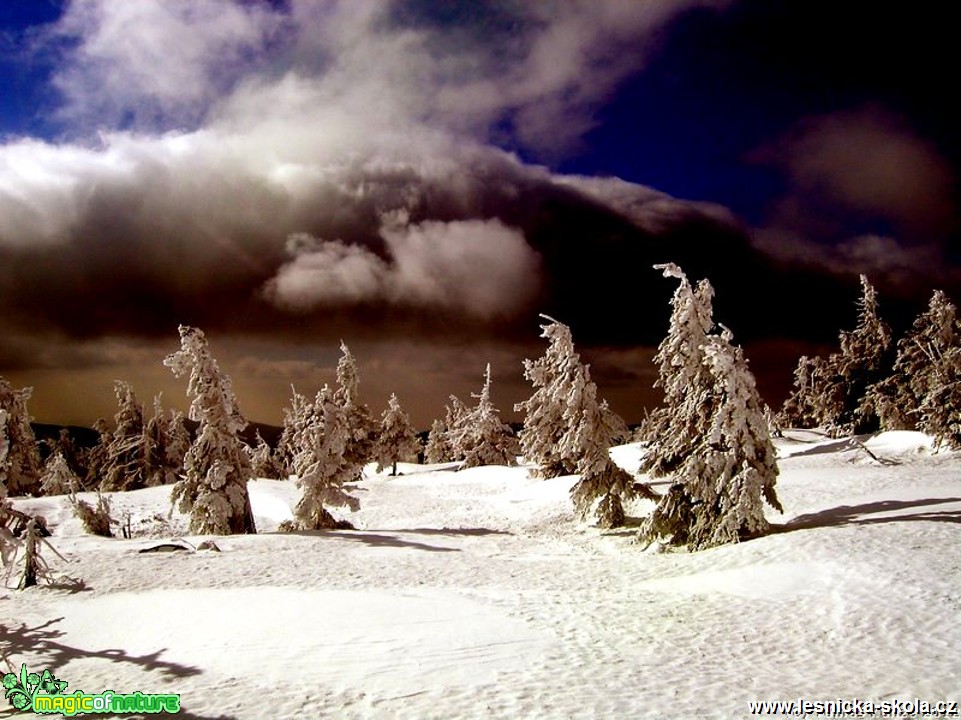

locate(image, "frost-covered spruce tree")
[[566, 362, 644, 528], [143, 394, 189, 487], [40, 453, 80, 496], [641, 264, 716, 478], [292, 385, 361, 529], [375, 393, 421, 475], [0, 378, 42, 497], [459, 365, 517, 469], [819, 275, 892, 436], [165, 325, 256, 535], [638, 326, 782, 550], [424, 418, 453, 463], [83, 418, 111, 490], [514, 318, 590, 477], [865, 290, 959, 431], [777, 355, 827, 430], [334, 342, 377, 475], [248, 431, 283, 479], [100, 381, 149, 492], [918, 342, 961, 449], [277, 386, 315, 478], [442, 395, 470, 461]]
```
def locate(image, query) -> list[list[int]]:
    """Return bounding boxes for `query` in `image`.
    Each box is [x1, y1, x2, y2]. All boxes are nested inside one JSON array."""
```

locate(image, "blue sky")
[[0, 0, 957, 425]]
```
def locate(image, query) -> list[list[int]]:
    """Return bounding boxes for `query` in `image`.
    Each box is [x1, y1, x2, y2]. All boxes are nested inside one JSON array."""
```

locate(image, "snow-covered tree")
[[100, 381, 148, 492], [0, 378, 42, 497], [865, 290, 959, 432], [780, 276, 892, 436], [43, 428, 86, 483], [248, 431, 283, 479], [424, 418, 453, 463], [165, 325, 256, 535], [638, 266, 781, 549], [918, 343, 961, 449], [292, 385, 361, 529], [640, 264, 716, 478], [821, 275, 892, 436], [375, 393, 421, 475], [777, 355, 827, 429], [40, 452, 80, 496], [144, 395, 190, 487], [442, 395, 470, 462], [277, 386, 315, 478], [515, 319, 580, 477], [566, 362, 645, 528], [458, 365, 517, 469], [334, 342, 377, 475], [83, 418, 112, 490]]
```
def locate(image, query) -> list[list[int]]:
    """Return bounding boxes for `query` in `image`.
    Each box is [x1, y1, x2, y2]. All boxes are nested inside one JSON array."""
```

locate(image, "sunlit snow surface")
[[5, 431, 961, 719]]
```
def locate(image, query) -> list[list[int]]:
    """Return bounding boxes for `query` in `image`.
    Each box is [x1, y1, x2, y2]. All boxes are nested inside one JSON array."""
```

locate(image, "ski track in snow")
[[3, 431, 961, 719]]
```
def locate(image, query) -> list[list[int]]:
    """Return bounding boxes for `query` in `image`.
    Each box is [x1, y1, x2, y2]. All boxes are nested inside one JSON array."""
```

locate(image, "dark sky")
[[0, 1, 957, 428]]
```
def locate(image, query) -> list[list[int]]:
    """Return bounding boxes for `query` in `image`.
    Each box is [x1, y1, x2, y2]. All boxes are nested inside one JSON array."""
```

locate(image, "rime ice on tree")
[[292, 385, 361, 530], [375, 393, 421, 476], [637, 266, 781, 550], [640, 264, 716, 477], [779, 275, 891, 436], [457, 365, 517, 469], [164, 325, 257, 535], [0, 378, 42, 497]]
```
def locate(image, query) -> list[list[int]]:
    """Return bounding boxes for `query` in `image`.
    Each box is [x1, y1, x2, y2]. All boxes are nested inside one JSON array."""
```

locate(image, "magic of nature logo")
[[3, 663, 180, 715]]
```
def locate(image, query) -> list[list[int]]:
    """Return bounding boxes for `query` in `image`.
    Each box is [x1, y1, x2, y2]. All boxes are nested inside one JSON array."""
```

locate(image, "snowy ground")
[[3, 431, 961, 719]]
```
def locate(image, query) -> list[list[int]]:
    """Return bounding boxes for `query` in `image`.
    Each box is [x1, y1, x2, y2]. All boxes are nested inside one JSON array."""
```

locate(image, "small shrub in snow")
[[69, 490, 114, 538]]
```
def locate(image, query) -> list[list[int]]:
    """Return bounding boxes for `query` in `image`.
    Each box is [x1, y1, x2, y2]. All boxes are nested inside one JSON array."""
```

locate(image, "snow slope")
[[3, 431, 960, 719]]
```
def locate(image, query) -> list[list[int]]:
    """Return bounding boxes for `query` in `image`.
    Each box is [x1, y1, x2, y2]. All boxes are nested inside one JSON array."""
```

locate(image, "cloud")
[[264, 216, 541, 319], [47, 0, 285, 131], [753, 107, 956, 243]]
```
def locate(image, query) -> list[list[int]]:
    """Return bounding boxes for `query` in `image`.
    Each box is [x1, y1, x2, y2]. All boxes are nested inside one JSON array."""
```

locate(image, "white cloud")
[[264, 217, 541, 319]]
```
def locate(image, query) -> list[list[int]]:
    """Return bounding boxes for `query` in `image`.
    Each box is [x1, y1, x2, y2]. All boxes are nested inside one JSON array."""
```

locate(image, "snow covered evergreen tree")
[[442, 395, 470, 462], [292, 385, 361, 529], [100, 381, 149, 492], [165, 325, 256, 535], [865, 289, 959, 431], [820, 275, 892, 436], [83, 418, 111, 490], [375, 393, 421, 475], [40, 452, 80, 496], [458, 365, 517, 469], [566, 362, 643, 528], [0, 378, 42, 497], [143, 394, 189, 487], [780, 276, 892, 436], [777, 355, 827, 429], [639, 326, 782, 549], [277, 386, 315, 478], [248, 431, 283, 479], [424, 418, 453, 463], [334, 342, 377, 477], [640, 264, 716, 478], [918, 343, 961, 449], [515, 318, 592, 477]]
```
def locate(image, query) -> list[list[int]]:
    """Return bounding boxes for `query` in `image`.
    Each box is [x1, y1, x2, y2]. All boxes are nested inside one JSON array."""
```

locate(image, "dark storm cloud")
[[1, 0, 753, 349]]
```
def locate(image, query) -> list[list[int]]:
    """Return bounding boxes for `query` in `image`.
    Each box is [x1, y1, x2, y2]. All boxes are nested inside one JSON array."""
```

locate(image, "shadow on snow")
[[778, 496, 961, 531]]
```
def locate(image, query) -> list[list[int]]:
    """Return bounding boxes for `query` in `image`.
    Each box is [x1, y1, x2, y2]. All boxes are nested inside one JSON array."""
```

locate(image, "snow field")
[[3, 431, 960, 719]]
